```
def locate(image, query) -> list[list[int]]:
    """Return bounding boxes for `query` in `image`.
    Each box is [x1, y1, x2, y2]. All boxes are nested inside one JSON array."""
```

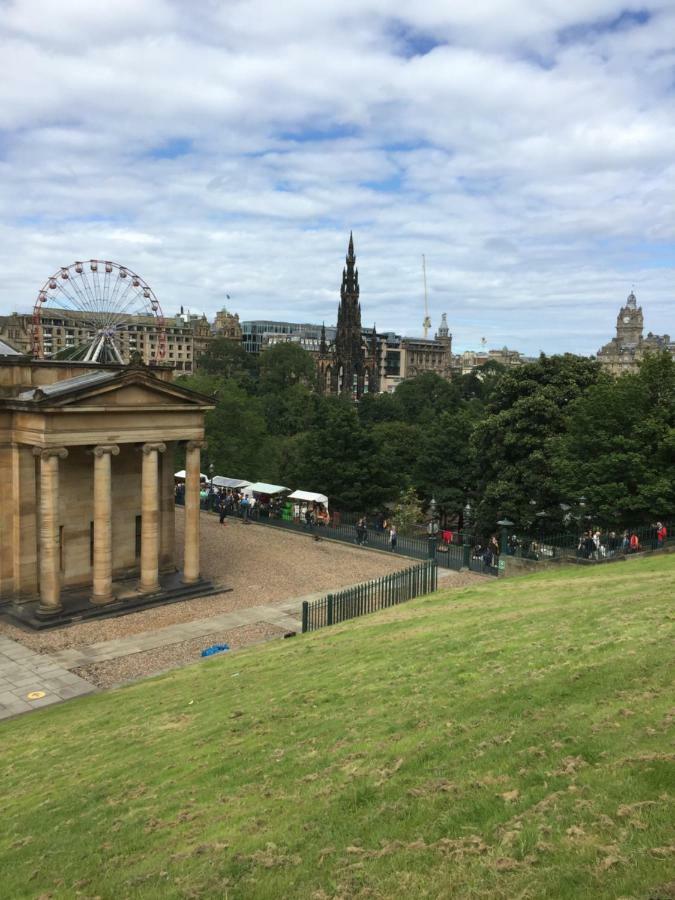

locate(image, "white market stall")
[[288, 489, 329, 509], [174, 469, 207, 482], [244, 482, 289, 497], [212, 476, 251, 489]]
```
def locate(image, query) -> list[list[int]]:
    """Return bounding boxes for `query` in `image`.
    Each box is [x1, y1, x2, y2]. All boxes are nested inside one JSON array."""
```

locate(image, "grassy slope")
[[1, 556, 674, 900]]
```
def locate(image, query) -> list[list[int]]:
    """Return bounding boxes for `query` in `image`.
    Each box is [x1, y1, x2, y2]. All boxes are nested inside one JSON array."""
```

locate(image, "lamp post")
[[462, 500, 473, 568], [208, 462, 215, 510], [496, 518, 515, 556], [427, 496, 439, 559]]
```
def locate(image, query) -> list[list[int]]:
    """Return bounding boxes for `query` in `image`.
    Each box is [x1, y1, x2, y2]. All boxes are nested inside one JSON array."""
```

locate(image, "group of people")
[[472, 535, 501, 567], [577, 522, 667, 559], [355, 517, 399, 550]]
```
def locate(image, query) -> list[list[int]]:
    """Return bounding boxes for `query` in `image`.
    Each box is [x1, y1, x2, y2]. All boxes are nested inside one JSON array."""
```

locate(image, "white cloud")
[[0, 0, 673, 354]]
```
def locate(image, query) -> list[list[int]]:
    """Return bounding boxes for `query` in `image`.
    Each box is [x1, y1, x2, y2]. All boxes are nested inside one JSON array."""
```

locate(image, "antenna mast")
[[422, 254, 431, 338]]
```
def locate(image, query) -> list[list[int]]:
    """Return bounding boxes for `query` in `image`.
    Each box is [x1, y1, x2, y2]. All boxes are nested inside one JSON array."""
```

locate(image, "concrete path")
[[1, 568, 464, 718], [48, 596, 308, 670], [0, 636, 95, 721], [39, 572, 463, 672]]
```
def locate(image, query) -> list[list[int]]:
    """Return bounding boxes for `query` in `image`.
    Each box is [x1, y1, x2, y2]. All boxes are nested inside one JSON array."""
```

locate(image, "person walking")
[[240, 495, 250, 523], [389, 524, 398, 552], [355, 517, 366, 546], [219, 495, 228, 526]]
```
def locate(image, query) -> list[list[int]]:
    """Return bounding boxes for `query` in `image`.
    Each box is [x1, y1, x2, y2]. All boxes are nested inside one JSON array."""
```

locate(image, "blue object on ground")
[[201, 643, 230, 658]]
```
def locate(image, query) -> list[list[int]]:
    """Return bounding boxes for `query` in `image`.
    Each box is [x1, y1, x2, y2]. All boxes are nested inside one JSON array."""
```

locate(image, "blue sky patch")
[[386, 18, 445, 58], [146, 137, 193, 159]]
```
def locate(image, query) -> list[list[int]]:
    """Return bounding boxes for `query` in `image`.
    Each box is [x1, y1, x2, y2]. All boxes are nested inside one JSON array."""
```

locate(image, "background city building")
[[597, 291, 674, 375]]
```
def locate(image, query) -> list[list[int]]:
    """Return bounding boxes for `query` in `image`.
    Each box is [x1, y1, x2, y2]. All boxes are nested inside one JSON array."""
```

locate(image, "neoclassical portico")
[[0, 361, 213, 621]]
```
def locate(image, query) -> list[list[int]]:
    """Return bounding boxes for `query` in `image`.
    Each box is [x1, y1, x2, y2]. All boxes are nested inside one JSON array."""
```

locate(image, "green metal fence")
[[301, 559, 437, 633], [504, 520, 673, 563]]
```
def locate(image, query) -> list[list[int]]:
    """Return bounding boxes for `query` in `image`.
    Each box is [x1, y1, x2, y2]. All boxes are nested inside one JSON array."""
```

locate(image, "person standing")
[[656, 521, 667, 548], [389, 525, 398, 552]]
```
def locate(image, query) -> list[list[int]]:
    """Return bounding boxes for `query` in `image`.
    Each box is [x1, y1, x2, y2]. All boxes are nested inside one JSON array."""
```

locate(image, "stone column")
[[33, 447, 68, 617], [139, 442, 166, 593], [91, 444, 120, 606], [183, 440, 206, 584]]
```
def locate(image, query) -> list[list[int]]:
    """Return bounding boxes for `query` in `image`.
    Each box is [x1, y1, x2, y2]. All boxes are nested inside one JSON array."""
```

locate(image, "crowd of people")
[[176, 481, 669, 567], [175, 482, 332, 528], [575, 522, 668, 559]]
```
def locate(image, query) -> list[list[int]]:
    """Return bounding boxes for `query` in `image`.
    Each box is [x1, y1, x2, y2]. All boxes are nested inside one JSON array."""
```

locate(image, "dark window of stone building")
[[135, 515, 142, 558]]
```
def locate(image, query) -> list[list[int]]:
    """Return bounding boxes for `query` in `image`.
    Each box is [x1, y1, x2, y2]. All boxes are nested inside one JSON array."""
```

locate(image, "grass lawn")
[[1, 555, 674, 899]]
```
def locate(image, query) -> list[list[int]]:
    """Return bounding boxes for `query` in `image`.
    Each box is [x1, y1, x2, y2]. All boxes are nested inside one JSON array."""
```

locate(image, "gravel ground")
[[0, 510, 439, 653], [72, 622, 285, 689]]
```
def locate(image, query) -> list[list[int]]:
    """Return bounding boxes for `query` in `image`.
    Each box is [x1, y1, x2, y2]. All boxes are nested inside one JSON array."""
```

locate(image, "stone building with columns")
[[0, 357, 213, 624]]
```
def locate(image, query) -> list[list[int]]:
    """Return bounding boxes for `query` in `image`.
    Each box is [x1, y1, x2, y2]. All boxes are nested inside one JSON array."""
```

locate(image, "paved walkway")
[[48, 571, 460, 670], [0, 636, 95, 721], [1, 567, 463, 719], [48, 597, 307, 669]]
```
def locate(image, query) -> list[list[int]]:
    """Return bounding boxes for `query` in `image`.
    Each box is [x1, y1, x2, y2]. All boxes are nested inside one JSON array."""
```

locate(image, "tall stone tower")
[[435, 312, 451, 347], [333, 232, 366, 398], [615, 290, 643, 348], [597, 289, 673, 375]]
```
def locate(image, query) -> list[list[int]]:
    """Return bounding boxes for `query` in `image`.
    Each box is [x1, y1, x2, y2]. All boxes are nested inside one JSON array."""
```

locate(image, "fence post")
[[327, 593, 334, 626], [301, 601, 309, 634]]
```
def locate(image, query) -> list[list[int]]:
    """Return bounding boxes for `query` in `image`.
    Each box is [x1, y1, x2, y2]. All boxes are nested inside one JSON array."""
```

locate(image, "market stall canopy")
[[288, 490, 329, 507], [212, 476, 251, 489], [245, 482, 289, 495], [174, 470, 207, 480]]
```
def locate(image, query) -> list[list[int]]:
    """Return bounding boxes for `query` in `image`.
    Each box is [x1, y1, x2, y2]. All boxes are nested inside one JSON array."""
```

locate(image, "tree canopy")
[[181, 344, 675, 529]]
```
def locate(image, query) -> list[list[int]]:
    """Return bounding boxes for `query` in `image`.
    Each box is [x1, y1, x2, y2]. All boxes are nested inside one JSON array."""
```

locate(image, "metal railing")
[[503, 520, 673, 563], [175, 491, 501, 576], [301, 559, 438, 633]]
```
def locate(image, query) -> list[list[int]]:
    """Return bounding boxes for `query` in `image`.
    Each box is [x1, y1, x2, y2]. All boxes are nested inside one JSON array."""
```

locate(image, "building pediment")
[[10, 368, 213, 412]]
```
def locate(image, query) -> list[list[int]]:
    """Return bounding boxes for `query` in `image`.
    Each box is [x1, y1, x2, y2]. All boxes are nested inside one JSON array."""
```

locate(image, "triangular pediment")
[[67, 382, 204, 408], [24, 369, 213, 410]]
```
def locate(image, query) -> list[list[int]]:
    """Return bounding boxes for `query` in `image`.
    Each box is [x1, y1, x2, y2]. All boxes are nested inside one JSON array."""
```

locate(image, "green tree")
[[471, 354, 602, 532], [177, 374, 277, 482], [393, 372, 460, 424], [358, 391, 402, 426], [288, 398, 395, 511], [413, 407, 478, 524], [552, 352, 675, 526], [259, 343, 316, 393], [392, 486, 424, 534], [262, 383, 317, 436], [196, 338, 258, 388], [371, 421, 422, 491]]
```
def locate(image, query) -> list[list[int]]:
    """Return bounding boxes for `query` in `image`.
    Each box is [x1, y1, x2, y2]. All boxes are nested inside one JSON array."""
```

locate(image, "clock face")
[[623, 316, 631, 324]]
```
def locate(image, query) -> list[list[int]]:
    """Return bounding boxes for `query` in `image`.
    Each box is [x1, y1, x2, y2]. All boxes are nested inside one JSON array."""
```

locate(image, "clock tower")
[[615, 290, 643, 348]]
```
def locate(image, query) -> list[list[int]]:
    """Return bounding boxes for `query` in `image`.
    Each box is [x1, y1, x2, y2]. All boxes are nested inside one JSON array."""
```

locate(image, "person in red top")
[[629, 532, 640, 553], [656, 522, 667, 547]]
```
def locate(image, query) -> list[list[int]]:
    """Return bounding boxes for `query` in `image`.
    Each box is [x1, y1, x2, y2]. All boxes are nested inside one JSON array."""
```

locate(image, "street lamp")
[[496, 518, 515, 555], [427, 496, 439, 559]]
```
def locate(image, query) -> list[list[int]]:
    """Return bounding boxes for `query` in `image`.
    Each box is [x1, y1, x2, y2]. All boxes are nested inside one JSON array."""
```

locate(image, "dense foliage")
[[179, 339, 675, 532]]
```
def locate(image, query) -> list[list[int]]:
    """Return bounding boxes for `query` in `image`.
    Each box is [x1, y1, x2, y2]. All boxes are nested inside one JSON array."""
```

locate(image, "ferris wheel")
[[32, 260, 167, 363]]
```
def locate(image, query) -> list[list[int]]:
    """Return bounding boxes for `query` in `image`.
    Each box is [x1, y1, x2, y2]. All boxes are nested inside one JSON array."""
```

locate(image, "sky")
[[0, 0, 674, 355]]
